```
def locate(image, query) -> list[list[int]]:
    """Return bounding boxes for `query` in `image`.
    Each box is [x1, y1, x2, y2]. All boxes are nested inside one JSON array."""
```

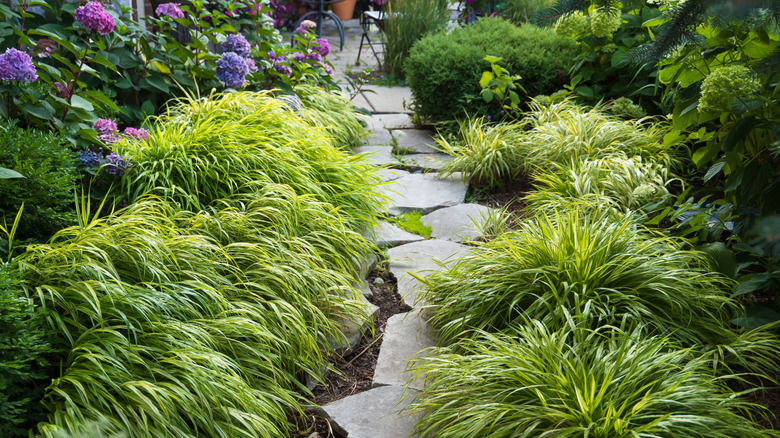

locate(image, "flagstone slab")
[[369, 113, 415, 130], [379, 172, 467, 216], [367, 128, 395, 146], [397, 153, 453, 171], [354, 145, 399, 167], [421, 204, 496, 242], [373, 310, 437, 391], [372, 221, 426, 248], [387, 239, 472, 307], [376, 168, 410, 182], [319, 386, 421, 438], [391, 129, 439, 154]]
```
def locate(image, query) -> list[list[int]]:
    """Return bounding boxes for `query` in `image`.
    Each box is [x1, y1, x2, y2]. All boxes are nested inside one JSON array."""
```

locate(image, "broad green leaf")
[[480, 88, 493, 103], [743, 38, 779, 59], [0, 167, 25, 179], [70, 95, 95, 111], [691, 142, 720, 167], [90, 53, 118, 73], [484, 55, 502, 64], [84, 90, 121, 112], [479, 71, 494, 89], [703, 160, 725, 182]]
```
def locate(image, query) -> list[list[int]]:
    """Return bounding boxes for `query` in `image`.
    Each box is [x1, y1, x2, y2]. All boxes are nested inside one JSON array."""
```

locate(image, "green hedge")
[[404, 18, 578, 122], [0, 122, 78, 246]]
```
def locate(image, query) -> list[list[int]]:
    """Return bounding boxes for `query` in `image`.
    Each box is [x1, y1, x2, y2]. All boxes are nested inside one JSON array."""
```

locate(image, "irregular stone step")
[[354, 145, 399, 167], [387, 239, 472, 307], [371, 221, 426, 248], [380, 172, 467, 217], [397, 154, 453, 171], [327, 288, 379, 356], [391, 129, 439, 154], [373, 310, 437, 391], [368, 113, 414, 130], [367, 128, 395, 146], [319, 385, 421, 438], [421, 203, 496, 243], [377, 168, 410, 182]]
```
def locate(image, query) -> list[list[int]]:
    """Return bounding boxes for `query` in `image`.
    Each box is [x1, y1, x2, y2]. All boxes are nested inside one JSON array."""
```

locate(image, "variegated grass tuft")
[[406, 320, 777, 438]]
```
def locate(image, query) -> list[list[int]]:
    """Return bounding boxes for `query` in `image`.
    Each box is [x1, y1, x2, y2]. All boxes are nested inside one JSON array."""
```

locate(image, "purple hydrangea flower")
[[274, 64, 293, 77], [291, 52, 306, 63], [78, 150, 101, 168], [245, 58, 258, 73], [105, 152, 129, 176], [0, 48, 38, 83], [267, 50, 277, 61], [75, 1, 116, 35], [93, 118, 120, 144], [323, 64, 334, 76], [315, 38, 330, 57], [155, 2, 185, 18], [222, 34, 251, 58], [306, 52, 323, 63], [123, 127, 149, 141], [216, 52, 249, 88]]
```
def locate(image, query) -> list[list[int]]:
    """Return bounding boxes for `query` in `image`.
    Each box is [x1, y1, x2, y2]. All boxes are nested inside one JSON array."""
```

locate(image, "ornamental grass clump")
[[436, 117, 527, 188], [516, 99, 674, 174], [117, 91, 381, 230], [525, 155, 673, 214], [418, 209, 738, 349], [407, 321, 776, 438], [294, 84, 368, 149], [18, 194, 371, 437]]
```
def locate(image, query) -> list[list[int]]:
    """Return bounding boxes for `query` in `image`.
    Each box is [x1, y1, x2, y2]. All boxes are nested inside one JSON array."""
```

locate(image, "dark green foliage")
[[0, 263, 59, 437], [404, 18, 577, 122], [0, 122, 78, 245]]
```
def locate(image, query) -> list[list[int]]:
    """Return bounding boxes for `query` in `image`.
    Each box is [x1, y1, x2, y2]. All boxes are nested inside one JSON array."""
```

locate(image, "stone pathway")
[[313, 12, 494, 437]]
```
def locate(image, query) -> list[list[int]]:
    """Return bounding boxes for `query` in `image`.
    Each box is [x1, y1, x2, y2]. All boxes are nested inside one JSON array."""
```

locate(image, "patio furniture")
[[355, 3, 385, 68], [290, 0, 346, 51]]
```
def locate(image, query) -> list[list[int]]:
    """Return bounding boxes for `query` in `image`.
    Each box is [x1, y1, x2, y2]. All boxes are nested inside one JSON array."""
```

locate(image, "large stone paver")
[[369, 113, 415, 130], [380, 172, 467, 216], [397, 153, 453, 171], [373, 310, 437, 390], [377, 168, 410, 182], [367, 127, 395, 146], [388, 239, 472, 307], [372, 221, 426, 248], [391, 129, 439, 154], [319, 386, 421, 438], [421, 204, 496, 243], [363, 86, 413, 114], [354, 145, 398, 167]]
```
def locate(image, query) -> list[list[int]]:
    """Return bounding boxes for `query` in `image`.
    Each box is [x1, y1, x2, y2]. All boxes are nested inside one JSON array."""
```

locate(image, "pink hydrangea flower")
[[93, 118, 120, 144], [75, 1, 116, 35], [155, 2, 185, 18], [315, 38, 330, 57], [123, 127, 149, 141]]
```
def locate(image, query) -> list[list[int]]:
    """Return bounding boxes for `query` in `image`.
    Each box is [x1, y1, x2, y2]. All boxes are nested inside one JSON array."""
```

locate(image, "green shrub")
[[0, 263, 59, 437], [407, 321, 776, 438], [404, 18, 577, 122], [0, 122, 78, 245], [383, 0, 451, 76]]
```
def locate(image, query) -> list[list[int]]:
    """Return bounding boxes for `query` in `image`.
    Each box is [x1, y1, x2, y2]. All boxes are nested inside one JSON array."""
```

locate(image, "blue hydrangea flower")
[[221, 34, 251, 58], [78, 150, 101, 168], [105, 152, 129, 177], [216, 52, 249, 88], [0, 48, 38, 83]]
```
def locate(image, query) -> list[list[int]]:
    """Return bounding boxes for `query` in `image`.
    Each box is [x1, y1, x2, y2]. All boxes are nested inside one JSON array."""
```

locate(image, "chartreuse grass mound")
[[19, 194, 375, 437], [418, 209, 780, 374], [406, 321, 776, 438], [117, 90, 382, 230], [16, 91, 384, 437]]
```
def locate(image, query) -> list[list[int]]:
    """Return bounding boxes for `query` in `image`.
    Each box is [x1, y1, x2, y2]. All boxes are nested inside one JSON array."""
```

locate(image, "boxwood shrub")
[[404, 18, 578, 122]]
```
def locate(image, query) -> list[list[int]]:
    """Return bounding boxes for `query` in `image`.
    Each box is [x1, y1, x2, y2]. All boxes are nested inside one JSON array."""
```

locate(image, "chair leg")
[[356, 32, 367, 65]]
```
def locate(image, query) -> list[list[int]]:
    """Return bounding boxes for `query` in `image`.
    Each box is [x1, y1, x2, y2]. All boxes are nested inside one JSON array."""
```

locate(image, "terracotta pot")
[[331, 0, 357, 20]]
